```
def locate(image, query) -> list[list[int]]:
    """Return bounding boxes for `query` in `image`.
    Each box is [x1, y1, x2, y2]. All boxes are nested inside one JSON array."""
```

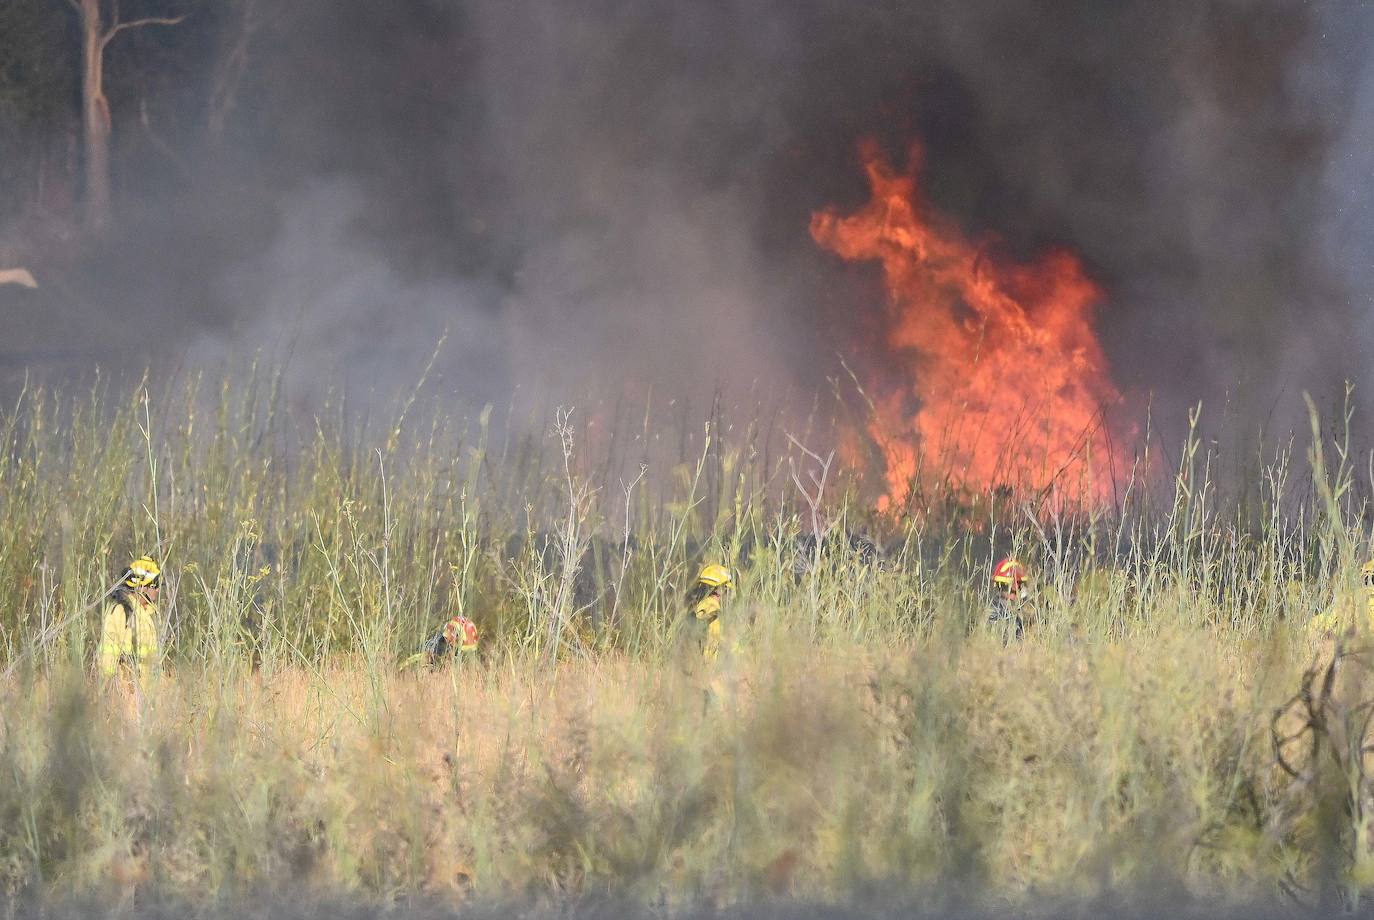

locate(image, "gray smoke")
[[455, 0, 821, 413], [190, 178, 507, 409], [1316, 3, 1374, 416], [5, 0, 1374, 447]]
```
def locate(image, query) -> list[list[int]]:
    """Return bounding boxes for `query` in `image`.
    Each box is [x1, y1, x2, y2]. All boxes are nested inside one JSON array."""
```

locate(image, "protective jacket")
[[1308, 593, 1374, 635], [693, 593, 725, 662], [987, 595, 1031, 641], [98, 591, 159, 678]]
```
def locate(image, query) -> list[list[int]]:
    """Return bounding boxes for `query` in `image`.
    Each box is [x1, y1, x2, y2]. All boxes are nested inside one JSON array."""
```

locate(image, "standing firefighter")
[[98, 555, 161, 679], [687, 564, 733, 663], [988, 557, 1031, 640]]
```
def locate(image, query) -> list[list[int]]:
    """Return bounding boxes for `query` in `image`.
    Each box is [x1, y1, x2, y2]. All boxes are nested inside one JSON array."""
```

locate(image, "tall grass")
[[0, 370, 1371, 910]]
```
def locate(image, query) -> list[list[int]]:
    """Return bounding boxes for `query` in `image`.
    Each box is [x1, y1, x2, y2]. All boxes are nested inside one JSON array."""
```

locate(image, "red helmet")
[[992, 558, 1028, 590], [442, 615, 479, 652]]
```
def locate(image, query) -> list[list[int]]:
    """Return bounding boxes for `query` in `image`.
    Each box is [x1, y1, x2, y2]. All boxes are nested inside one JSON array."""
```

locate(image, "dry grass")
[[0, 371, 1372, 911], [0, 625, 1330, 909]]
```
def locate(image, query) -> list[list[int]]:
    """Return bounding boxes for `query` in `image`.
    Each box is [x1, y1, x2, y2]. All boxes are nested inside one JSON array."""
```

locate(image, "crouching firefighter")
[[406, 614, 479, 669], [98, 555, 162, 680], [988, 557, 1032, 641], [1308, 560, 1374, 635]]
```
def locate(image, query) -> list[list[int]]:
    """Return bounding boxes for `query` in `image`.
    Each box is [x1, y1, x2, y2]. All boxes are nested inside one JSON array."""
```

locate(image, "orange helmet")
[[442, 615, 479, 652], [992, 558, 1028, 591]]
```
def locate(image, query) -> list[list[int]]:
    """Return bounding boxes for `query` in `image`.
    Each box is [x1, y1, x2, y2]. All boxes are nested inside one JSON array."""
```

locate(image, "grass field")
[[0, 372, 1371, 912]]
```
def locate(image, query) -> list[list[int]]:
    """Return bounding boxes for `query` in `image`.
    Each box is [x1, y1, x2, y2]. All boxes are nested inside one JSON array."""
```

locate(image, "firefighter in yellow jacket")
[[1308, 560, 1374, 635], [687, 564, 733, 663], [98, 555, 162, 679]]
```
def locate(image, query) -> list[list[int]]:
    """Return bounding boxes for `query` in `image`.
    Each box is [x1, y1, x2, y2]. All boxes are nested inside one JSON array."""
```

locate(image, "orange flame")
[[811, 140, 1127, 509]]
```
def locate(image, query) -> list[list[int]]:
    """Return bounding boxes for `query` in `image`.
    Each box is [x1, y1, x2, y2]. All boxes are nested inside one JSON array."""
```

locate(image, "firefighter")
[[98, 555, 162, 679], [687, 564, 733, 663], [1308, 560, 1374, 635], [407, 614, 479, 668], [988, 557, 1032, 640]]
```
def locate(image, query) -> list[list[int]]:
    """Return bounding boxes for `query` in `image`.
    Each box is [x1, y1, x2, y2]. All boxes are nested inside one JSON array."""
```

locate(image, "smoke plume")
[[4, 0, 1372, 447]]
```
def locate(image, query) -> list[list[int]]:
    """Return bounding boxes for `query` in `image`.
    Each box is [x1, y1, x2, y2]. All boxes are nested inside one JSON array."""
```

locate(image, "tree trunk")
[[79, 0, 111, 232], [206, 0, 260, 143]]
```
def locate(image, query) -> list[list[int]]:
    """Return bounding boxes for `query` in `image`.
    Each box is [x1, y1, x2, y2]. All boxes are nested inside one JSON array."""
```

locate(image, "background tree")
[[205, 0, 263, 143], [0, 1, 75, 229], [62, 0, 187, 231]]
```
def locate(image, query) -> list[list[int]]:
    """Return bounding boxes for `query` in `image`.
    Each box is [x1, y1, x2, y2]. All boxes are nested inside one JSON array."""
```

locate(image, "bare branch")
[[785, 431, 828, 467], [139, 97, 192, 179], [837, 354, 878, 417], [207, 0, 267, 139], [101, 13, 186, 50]]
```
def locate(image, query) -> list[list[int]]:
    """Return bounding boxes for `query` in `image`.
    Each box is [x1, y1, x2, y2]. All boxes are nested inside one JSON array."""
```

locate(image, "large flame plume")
[[811, 140, 1128, 510]]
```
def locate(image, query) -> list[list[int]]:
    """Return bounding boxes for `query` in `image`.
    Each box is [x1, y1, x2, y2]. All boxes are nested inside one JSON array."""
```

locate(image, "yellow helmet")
[[124, 555, 161, 589], [696, 564, 733, 589], [1362, 560, 1374, 591]]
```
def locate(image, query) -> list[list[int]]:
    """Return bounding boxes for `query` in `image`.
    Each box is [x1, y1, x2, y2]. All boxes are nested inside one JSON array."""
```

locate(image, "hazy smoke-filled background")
[[2, 0, 1372, 442]]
